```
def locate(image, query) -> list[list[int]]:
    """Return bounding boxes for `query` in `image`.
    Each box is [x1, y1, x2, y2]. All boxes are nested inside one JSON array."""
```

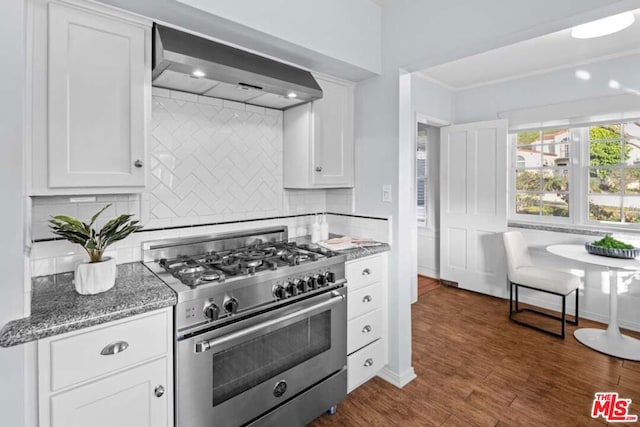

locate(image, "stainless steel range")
[[142, 226, 347, 427]]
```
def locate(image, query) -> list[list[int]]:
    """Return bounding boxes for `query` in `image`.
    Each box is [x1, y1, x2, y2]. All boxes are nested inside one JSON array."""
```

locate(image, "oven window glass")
[[211, 311, 331, 406]]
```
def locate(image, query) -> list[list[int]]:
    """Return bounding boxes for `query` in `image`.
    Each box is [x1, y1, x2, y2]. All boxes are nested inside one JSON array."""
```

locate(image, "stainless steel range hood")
[[152, 24, 323, 110]]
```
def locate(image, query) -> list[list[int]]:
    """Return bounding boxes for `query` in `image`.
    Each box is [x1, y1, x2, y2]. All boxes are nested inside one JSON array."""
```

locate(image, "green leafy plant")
[[591, 235, 634, 250], [49, 204, 142, 263]]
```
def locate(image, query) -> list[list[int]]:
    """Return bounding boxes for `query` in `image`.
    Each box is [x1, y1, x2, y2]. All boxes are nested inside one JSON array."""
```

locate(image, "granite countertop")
[[292, 235, 391, 261], [0, 262, 177, 347]]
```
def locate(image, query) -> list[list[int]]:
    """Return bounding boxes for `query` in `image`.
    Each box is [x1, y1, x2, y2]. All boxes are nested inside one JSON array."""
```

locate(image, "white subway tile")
[[198, 95, 223, 107], [170, 90, 198, 102], [222, 99, 245, 111], [152, 87, 171, 98], [245, 104, 265, 115]]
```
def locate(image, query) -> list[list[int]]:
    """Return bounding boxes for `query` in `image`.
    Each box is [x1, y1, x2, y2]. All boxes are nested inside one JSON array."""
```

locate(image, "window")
[[513, 129, 570, 219], [510, 120, 640, 228], [589, 122, 640, 224], [416, 122, 428, 226]]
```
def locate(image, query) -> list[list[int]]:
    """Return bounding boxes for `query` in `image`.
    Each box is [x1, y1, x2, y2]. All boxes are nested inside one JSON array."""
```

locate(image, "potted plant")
[[49, 204, 143, 295]]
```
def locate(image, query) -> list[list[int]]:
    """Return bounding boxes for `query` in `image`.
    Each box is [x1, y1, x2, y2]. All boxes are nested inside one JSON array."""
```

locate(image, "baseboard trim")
[[377, 366, 417, 389], [418, 267, 439, 278]]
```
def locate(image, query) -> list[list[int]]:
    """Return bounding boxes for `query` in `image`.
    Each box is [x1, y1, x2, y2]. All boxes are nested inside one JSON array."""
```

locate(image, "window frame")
[[509, 120, 640, 232], [509, 128, 576, 225]]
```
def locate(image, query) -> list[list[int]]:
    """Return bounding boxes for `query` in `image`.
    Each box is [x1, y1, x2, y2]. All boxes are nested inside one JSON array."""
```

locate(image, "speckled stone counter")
[[0, 262, 177, 347], [292, 235, 390, 261], [333, 243, 390, 260]]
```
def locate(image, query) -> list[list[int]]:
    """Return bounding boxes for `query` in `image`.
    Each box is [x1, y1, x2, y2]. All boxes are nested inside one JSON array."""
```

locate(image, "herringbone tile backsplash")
[[147, 90, 305, 228]]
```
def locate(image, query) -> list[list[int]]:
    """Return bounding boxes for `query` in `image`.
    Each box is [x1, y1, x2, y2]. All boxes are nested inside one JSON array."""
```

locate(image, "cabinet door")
[[48, 3, 147, 188], [312, 77, 354, 186], [50, 358, 168, 427]]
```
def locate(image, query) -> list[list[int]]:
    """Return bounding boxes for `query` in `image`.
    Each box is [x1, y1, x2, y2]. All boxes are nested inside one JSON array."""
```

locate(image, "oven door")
[[176, 287, 347, 427]]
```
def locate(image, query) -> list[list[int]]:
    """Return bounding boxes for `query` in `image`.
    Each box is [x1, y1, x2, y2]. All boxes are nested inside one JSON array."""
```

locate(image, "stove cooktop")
[[158, 241, 334, 287]]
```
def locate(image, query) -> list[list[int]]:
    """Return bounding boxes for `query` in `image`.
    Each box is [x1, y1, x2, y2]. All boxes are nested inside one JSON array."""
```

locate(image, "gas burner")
[[152, 232, 334, 288]]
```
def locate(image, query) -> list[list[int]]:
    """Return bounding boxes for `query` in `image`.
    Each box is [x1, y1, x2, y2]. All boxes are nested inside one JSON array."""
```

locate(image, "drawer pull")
[[362, 268, 371, 276], [362, 295, 372, 303], [364, 358, 374, 367], [362, 325, 372, 333], [100, 341, 129, 356], [154, 385, 165, 398]]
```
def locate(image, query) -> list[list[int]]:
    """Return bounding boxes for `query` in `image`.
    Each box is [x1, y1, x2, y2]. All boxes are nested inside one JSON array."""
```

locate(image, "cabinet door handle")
[[154, 385, 165, 398], [362, 268, 371, 276], [100, 341, 129, 356], [364, 358, 374, 367], [315, 166, 322, 172], [362, 295, 372, 303], [134, 160, 143, 168], [362, 325, 372, 333]]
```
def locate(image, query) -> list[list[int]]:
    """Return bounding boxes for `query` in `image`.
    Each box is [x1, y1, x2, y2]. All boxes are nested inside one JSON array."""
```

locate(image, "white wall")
[[410, 75, 452, 279], [455, 54, 640, 123], [97, 0, 380, 81], [0, 0, 27, 424], [175, 0, 381, 75], [411, 75, 454, 124]]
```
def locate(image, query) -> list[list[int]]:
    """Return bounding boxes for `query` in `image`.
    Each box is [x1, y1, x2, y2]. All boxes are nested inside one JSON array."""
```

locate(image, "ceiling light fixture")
[[609, 80, 621, 89], [192, 70, 206, 78], [571, 12, 635, 39], [287, 92, 297, 98], [575, 70, 591, 81]]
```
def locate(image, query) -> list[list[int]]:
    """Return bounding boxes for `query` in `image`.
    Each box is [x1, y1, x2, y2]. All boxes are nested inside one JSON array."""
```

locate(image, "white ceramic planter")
[[74, 257, 116, 295]]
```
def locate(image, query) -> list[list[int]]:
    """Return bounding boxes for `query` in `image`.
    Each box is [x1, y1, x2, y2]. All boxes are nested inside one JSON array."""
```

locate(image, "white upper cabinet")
[[283, 75, 354, 188], [29, 0, 151, 194]]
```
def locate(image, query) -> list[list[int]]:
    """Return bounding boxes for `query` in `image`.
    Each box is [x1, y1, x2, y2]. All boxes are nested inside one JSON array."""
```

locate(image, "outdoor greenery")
[[49, 204, 142, 263]]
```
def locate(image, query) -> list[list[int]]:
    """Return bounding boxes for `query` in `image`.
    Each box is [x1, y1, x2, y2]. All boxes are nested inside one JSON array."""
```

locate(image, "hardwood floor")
[[311, 285, 640, 426], [418, 275, 441, 296]]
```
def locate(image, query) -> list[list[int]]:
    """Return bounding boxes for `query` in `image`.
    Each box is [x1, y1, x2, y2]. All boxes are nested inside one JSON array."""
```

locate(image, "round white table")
[[547, 244, 640, 361]]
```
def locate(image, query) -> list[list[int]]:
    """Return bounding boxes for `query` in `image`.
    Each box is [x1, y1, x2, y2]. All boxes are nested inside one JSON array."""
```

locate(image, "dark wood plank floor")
[[418, 275, 441, 296], [311, 284, 640, 426]]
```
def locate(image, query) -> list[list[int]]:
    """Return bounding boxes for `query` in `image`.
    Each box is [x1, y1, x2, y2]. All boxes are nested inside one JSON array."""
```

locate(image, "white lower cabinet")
[[345, 253, 388, 392], [38, 308, 173, 427], [50, 358, 167, 427]]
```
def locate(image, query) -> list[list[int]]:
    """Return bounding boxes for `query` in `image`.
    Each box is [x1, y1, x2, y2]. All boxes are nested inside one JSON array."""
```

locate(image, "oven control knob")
[[298, 278, 309, 293], [308, 276, 318, 290], [317, 274, 326, 286], [286, 281, 299, 296], [203, 301, 220, 322], [273, 285, 287, 300], [325, 271, 336, 283], [224, 297, 239, 315]]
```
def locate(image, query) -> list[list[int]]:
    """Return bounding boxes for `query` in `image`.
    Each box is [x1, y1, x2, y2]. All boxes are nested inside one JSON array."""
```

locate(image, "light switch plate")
[[382, 185, 392, 203]]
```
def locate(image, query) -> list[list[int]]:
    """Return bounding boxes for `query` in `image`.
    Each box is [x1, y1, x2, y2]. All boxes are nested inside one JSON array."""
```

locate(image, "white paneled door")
[[439, 120, 508, 297]]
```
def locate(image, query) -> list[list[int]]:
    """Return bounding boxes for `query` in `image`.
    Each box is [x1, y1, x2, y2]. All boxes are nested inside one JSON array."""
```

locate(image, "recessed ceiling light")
[[192, 70, 206, 78], [575, 70, 591, 81], [609, 80, 621, 89], [287, 92, 297, 98], [571, 12, 635, 39]]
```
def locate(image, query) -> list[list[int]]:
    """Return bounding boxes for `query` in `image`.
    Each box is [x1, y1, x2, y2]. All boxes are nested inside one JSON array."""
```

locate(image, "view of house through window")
[[589, 122, 640, 223], [514, 128, 570, 218], [416, 122, 428, 226], [512, 120, 640, 225]]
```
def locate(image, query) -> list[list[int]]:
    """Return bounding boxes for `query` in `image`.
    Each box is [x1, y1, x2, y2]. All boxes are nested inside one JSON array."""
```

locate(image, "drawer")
[[47, 310, 170, 391], [347, 308, 382, 355], [345, 255, 382, 291], [348, 282, 382, 320], [347, 339, 384, 392]]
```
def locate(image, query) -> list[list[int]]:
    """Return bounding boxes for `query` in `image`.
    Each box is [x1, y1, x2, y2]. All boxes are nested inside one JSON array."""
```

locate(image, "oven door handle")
[[194, 290, 345, 353]]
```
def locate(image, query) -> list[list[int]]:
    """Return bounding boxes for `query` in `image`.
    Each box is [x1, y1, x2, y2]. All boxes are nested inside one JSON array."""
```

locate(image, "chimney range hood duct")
[[152, 24, 323, 110]]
